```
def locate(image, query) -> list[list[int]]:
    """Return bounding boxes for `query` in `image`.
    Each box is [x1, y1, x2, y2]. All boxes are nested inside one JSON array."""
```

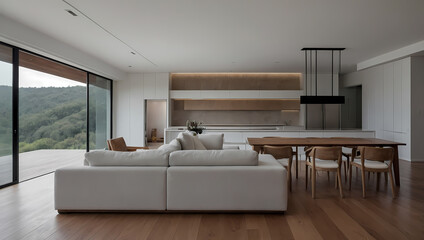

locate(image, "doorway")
[[145, 100, 167, 149], [340, 85, 362, 129]]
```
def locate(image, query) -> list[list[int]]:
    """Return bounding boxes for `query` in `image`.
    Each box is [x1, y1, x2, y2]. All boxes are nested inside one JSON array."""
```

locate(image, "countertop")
[[165, 126, 373, 132]]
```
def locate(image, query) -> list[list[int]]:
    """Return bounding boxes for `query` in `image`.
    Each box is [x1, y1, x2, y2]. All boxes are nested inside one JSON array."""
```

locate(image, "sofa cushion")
[[85, 150, 168, 166], [198, 134, 224, 150], [158, 139, 182, 154], [176, 132, 206, 150], [169, 150, 258, 166]]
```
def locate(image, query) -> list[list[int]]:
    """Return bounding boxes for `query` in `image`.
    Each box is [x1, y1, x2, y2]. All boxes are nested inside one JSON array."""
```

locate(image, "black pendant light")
[[300, 48, 345, 104]]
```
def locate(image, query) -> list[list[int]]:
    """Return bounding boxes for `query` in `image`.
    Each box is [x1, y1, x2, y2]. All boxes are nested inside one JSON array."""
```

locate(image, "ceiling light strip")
[[62, 0, 157, 67]]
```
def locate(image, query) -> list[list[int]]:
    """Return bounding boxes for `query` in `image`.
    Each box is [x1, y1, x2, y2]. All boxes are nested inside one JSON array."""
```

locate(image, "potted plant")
[[186, 120, 205, 135]]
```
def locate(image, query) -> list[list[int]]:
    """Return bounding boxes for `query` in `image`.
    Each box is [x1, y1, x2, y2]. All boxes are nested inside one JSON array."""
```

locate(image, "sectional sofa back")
[[83, 134, 255, 167], [169, 150, 258, 166], [84, 139, 181, 166]]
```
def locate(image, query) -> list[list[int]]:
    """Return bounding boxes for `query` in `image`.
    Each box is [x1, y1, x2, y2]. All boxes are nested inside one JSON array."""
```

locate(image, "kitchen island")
[[165, 126, 375, 152]]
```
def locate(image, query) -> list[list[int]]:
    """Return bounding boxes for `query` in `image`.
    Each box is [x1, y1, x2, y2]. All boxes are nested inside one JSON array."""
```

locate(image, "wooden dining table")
[[247, 137, 406, 186]]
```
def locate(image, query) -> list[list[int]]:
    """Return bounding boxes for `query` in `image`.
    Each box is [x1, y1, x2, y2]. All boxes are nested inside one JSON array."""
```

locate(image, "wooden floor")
[[0, 159, 423, 240]]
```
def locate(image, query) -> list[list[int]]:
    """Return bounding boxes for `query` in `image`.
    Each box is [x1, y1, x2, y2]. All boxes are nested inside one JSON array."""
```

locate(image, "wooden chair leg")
[[356, 168, 359, 180], [305, 164, 308, 190], [361, 169, 366, 198], [388, 169, 396, 198], [287, 165, 292, 192], [346, 156, 350, 182], [376, 172, 381, 191], [295, 147, 299, 179], [327, 171, 330, 182], [344, 161, 347, 182], [312, 168, 316, 199], [335, 172, 338, 189], [385, 172, 388, 183], [338, 167, 344, 198], [349, 164, 353, 190]]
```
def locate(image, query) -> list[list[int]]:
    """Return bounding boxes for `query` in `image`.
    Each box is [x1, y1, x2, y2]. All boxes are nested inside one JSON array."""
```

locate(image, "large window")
[[0, 44, 13, 187], [88, 74, 111, 150], [18, 51, 88, 180], [0, 42, 113, 186]]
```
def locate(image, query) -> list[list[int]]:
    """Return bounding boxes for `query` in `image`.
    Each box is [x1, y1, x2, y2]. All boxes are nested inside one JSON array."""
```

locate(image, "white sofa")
[[54, 136, 288, 212]]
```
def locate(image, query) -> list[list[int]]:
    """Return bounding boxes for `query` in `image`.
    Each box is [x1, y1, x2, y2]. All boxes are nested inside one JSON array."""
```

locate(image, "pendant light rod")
[[301, 48, 345, 51], [331, 50, 334, 96], [315, 50, 317, 96], [305, 50, 307, 95], [300, 47, 346, 104]]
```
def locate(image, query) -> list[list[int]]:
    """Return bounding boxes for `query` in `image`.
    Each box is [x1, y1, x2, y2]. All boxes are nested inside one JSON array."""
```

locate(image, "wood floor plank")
[[115, 214, 160, 240], [295, 192, 348, 240], [334, 198, 408, 240], [286, 196, 324, 240], [172, 214, 202, 240], [265, 214, 294, 240], [317, 199, 376, 240], [362, 197, 424, 239], [245, 214, 272, 240], [196, 214, 248, 240], [146, 214, 182, 240]]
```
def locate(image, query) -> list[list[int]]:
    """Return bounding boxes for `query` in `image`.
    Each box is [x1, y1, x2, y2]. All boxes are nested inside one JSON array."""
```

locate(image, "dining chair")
[[306, 147, 343, 199], [349, 146, 396, 198], [263, 137, 299, 178], [263, 145, 293, 192], [330, 137, 359, 182], [107, 137, 149, 151]]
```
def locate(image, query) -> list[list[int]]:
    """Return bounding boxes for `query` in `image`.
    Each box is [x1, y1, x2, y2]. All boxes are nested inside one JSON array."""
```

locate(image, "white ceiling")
[[0, 0, 423, 74]]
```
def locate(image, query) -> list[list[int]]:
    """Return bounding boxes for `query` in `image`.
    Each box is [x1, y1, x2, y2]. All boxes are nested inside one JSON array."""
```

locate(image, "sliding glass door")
[[0, 44, 14, 187], [18, 51, 87, 181], [0, 41, 113, 187], [88, 74, 111, 150]]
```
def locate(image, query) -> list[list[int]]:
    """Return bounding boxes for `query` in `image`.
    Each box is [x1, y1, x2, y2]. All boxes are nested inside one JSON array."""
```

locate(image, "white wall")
[[113, 73, 169, 146], [410, 57, 424, 162], [0, 14, 126, 81], [341, 58, 412, 161]]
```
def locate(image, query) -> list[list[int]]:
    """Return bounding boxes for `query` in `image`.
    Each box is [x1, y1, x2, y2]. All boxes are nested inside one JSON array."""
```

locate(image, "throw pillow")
[[176, 132, 207, 150], [176, 132, 195, 150], [192, 135, 207, 150], [158, 139, 182, 154], [198, 134, 224, 150]]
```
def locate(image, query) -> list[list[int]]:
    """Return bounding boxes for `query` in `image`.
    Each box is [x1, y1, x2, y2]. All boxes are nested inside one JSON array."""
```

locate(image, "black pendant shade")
[[300, 96, 345, 104]]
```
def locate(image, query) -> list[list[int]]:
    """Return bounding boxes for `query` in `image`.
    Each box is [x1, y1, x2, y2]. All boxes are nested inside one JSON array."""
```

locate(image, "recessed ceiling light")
[[65, 9, 77, 16]]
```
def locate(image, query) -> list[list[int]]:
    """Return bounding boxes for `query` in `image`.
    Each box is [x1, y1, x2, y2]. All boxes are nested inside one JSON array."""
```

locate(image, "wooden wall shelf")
[[182, 99, 300, 111], [171, 73, 301, 90], [170, 90, 302, 100]]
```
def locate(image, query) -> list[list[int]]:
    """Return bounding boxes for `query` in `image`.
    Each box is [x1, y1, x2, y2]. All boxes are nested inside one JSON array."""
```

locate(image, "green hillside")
[[0, 86, 93, 155]]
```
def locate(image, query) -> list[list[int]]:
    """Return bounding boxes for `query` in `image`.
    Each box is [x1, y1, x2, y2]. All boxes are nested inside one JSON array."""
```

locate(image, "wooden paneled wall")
[[182, 99, 300, 111], [171, 73, 301, 90]]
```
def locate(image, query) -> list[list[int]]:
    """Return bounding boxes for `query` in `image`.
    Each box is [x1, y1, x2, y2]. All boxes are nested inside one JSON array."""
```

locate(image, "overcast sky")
[[0, 61, 85, 88]]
